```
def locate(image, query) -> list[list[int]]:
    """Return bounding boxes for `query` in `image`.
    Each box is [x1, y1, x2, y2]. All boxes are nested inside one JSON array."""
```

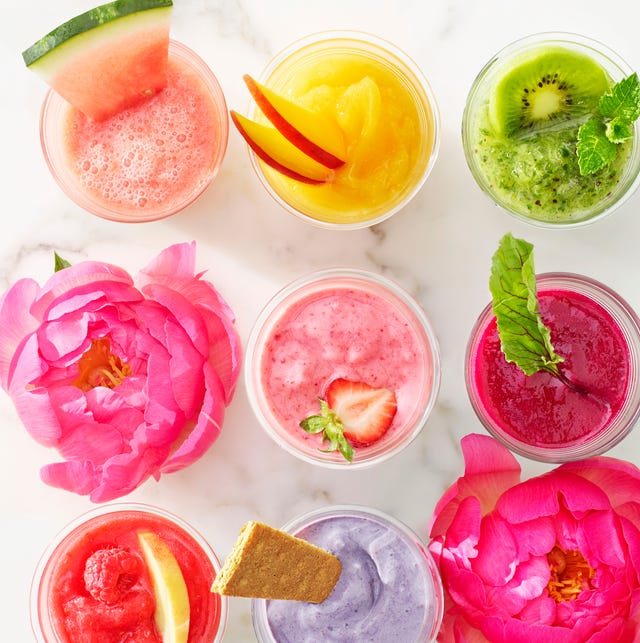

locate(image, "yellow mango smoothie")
[[252, 32, 439, 228]]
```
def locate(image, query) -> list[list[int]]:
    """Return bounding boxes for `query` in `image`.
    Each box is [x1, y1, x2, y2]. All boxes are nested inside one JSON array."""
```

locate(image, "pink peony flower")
[[429, 433, 640, 642], [0, 242, 241, 502]]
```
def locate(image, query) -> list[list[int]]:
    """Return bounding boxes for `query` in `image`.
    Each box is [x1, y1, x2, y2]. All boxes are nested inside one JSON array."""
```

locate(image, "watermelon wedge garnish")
[[22, 0, 173, 121]]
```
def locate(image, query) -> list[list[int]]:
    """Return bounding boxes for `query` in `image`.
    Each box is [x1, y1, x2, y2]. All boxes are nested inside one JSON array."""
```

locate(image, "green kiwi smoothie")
[[464, 37, 640, 225]]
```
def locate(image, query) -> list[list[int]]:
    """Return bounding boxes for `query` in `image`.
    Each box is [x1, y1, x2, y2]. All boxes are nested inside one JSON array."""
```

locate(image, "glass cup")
[[245, 267, 440, 468], [245, 30, 440, 229], [30, 503, 227, 642], [465, 273, 640, 462], [40, 40, 229, 223], [251, 504, 444, 643], [462, 32, 640, 227]]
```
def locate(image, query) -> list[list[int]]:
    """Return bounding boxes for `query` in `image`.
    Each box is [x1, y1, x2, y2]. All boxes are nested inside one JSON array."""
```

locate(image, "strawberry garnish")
[[300, 378, 398, 462]]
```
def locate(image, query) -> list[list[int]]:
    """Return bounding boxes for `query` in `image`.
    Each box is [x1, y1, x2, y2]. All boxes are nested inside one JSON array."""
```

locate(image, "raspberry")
[[84, 547, 142, 604]]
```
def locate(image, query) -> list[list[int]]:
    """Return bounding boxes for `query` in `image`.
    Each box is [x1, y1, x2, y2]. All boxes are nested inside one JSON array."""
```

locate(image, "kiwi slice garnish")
[[489, 46, 611, 137]]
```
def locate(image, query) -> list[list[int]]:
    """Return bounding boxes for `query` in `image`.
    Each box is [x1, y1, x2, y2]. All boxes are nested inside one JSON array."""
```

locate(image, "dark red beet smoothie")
[[473, 288, 630, 448]]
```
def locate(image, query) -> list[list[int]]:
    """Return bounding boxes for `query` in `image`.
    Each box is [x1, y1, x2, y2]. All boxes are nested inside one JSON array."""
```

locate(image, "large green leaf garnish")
[[489, 233, 564, 376]]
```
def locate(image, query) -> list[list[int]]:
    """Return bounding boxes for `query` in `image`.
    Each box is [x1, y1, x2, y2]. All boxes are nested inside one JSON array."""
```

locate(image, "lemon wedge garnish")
[[138, 531, 190, 643]]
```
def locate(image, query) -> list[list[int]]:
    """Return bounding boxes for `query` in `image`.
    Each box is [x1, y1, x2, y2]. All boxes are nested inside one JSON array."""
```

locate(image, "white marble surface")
[[4, 0, 640, 640]]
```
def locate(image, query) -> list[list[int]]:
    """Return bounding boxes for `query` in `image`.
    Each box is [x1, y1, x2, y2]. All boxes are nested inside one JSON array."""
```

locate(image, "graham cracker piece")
[[211, 521, 341, 603]]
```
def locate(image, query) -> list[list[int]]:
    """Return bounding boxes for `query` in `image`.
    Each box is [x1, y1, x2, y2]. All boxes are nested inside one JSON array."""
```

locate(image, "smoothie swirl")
[[265, 515, 431, 642]]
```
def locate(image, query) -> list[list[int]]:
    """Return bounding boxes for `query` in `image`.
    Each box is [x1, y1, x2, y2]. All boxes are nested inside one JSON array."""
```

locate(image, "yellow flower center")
[[73, 338, 131, 391], [546, 545, 595, 602]]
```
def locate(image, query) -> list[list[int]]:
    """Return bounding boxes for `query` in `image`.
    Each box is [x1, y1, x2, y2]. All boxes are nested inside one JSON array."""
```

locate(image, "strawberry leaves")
[[300, 399, 354, 462]]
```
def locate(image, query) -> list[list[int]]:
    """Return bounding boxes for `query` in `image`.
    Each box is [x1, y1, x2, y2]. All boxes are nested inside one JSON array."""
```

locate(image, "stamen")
[[73, 338, 131, 391], [546, 545, 595, 602]]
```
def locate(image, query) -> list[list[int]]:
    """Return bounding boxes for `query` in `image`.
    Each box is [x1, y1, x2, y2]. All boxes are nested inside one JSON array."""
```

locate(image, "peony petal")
[[517, 593, 557, 625], [430, 435, 521, 539], [161, 361, 226, 473], [496, 472, 611, 524], [560, 457, 640, 516], [137, 241, 196, 284], [508, 516, 557, 558], [0, 278, 40, 389], [577, 510, 626, 568], [31, 261, 134, 319], [40, 460, 101, 496], [473, 514, 517, 586]]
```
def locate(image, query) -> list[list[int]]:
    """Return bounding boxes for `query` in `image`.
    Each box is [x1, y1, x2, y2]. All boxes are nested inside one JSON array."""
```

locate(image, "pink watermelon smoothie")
[[466, 274, 640, 460], [246, 269, 440, 467], [31, 505, 226, 643], [41, 41, 228, 222]]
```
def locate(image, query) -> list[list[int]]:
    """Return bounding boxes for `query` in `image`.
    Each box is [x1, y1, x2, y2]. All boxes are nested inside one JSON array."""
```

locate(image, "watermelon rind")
[[22, 0, 173, 67]]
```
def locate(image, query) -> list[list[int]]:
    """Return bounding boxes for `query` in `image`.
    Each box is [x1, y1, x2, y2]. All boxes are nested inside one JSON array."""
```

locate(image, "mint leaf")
[[577, 117, 618, 175], [300, 400, 354, 462], [576, 73, 640, 175], [54, 252, 71, 272], [606, 116, 634, 143], [598, 72, 640, 122], [489, 233, 564, 377]]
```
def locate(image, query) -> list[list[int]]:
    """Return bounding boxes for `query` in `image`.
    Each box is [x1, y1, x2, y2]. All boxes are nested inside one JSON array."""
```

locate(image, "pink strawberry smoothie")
[[248, 270, 440, 466], [49, 42, 227, 221], [471, 287, 631, 451], [32, 507, 224, 643]]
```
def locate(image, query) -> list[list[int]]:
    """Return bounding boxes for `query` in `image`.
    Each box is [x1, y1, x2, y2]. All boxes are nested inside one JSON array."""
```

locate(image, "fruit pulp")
[[35, 509, 222, 642], [257, 508, 442, 642], [49, 41, 226, 221], [255, 274, 435, 463], [472, 288, 631, 447], [256, 35, 436, 225], [465, 42, 635, 224]]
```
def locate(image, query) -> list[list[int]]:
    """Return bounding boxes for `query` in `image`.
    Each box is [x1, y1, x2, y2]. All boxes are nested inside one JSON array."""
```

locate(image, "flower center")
[[546, 545, 595, 602], [73, 338, 131, 391]]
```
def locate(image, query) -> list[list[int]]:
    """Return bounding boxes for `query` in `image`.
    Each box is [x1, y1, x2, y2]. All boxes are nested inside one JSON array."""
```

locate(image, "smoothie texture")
[[248, 270, 439, 466], [255, 34, 437, 226], [257, 509, 442, 642], [32, 507, 224, 643], [43, 41, 228, 221], [466, 274, 640, 460], [474, 288, 629, 446], [463, 35, 640, 225]]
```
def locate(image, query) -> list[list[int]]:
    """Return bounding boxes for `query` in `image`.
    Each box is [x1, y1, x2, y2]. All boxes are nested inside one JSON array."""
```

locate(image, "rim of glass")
[[246, 29, 441, 230], [30, 502, 228, 643], [40, 40, 229, 223], [244, 267, 441, 468], [461, 31, 640, 228], [250, 504, 444, 643], [465, 272, 640, 462]]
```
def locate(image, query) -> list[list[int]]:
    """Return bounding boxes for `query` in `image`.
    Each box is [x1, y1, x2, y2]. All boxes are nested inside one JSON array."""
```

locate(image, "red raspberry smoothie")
[[246, 269, 440, 467], [466, 274, 640, 461], [31, 505, 225, 642]]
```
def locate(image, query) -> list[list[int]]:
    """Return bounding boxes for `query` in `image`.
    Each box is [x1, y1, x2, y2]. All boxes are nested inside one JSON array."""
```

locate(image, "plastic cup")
[[465, 273, 640, 461], [30, 503, 227, 642], [245, 268, 440, 468], [245, 30, 440, 229], [40, 40, 229, 223], [462, 32, 640, 227], [251, 504, 444, 642]]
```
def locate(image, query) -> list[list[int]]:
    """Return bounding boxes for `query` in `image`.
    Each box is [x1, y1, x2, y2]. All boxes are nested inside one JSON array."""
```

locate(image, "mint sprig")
[[489, 233, 564, 377], [300, 400, 354, 462], [577, 72, 640, 175]]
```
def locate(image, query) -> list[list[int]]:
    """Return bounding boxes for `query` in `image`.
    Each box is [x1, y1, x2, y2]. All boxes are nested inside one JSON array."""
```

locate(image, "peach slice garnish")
[[231, 110, 335, 184], [243, 74, 347, 170]]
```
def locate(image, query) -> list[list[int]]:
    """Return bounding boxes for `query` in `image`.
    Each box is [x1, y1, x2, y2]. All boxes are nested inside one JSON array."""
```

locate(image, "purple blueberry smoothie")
[[251, 506, 443, 642]]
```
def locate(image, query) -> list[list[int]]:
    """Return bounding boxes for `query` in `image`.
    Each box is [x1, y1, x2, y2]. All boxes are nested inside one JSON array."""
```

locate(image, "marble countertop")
[[4, 0, 640, 640]]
